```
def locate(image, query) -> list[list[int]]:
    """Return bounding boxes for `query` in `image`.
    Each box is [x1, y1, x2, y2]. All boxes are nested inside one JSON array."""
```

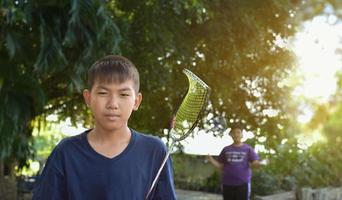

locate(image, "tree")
[[0, 0, 121, 172], [3, 0, 332, 173], [117, 0, 302, 153]]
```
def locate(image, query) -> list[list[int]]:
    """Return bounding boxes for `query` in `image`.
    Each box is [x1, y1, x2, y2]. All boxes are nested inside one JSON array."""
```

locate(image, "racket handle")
[[145, 150, 171, 200]]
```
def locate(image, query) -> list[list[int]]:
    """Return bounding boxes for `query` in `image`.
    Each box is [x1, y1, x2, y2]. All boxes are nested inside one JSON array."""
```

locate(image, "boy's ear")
[[83, 89, 91, 107], [133, 93, 142, 111], [228, 130, 233, 136]]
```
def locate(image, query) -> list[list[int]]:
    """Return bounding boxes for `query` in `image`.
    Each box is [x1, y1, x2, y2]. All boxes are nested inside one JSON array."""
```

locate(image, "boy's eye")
[[98, 92, 108, 95], [121, 93, 130, 97]]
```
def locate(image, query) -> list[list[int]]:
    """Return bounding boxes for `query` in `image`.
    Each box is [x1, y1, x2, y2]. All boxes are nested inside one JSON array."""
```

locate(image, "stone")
[[0, 176, 17, 200], [254, 191, 296, 200]]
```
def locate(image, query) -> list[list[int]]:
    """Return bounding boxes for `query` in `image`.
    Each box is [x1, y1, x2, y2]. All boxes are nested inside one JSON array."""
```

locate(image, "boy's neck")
[[232, 141, 243, 147], [87, 127, 132, 159], [90, 126, 131, 145]]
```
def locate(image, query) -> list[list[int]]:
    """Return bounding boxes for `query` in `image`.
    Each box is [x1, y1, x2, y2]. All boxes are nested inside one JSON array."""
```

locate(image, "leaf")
[[5, 32, 16, 58], [0, 78, 3, 92], [70, 71, 84, 92]]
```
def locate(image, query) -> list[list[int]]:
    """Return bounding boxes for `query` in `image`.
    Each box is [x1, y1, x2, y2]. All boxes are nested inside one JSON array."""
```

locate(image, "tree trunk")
[[0, 161, 3, 178], [0, 160, 18, 200]]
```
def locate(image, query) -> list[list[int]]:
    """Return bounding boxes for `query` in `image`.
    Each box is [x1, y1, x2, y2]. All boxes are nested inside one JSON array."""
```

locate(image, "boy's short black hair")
[[229, 123, 244, 133], [87, 55, 140, 92]]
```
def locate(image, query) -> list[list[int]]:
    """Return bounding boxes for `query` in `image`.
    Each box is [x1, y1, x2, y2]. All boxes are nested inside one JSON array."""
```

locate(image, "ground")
[[176, 189, 222, 200]]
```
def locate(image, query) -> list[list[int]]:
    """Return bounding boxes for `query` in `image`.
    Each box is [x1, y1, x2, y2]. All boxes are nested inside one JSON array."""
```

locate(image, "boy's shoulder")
[[132, 129, 167, 150], [54, 129, 167, 153], [226, 143, 253, 150], [242, 143, 254, 150], [54, 131, 87, 152]]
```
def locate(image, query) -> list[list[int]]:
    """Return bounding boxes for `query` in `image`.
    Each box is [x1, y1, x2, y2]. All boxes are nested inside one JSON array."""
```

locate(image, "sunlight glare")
[[181, 129, 255, 155], [292, 16, 342, 103], [296, 131, 326, 150], [290, 13, 342, 146]]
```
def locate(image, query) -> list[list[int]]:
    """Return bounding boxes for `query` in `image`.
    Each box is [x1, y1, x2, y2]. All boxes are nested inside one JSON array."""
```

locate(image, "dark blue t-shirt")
[[33, 129, 176, 200]]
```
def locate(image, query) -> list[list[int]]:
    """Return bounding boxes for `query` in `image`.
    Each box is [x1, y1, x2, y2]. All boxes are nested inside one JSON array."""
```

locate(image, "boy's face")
[[83, 79, 142, 132], [230, 128, 243, 143]]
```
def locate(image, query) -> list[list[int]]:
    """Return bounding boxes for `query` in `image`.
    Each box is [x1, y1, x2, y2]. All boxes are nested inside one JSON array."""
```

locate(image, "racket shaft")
[[145, 142, 174, 199]]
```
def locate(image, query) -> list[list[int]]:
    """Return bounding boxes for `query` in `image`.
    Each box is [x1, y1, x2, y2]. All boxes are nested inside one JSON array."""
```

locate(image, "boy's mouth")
[[104, 114, 120, 120]]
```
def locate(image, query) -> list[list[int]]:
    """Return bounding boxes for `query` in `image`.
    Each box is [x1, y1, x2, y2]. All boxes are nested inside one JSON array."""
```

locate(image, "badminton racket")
[[145, 68, 210, 199]]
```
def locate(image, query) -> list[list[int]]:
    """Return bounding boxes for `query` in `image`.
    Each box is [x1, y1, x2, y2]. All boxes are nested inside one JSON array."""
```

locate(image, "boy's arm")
[[250, 160, 261, 168], [32, 150, 67, 200], [206, 155, 224, 170], [152, 157, 177, 200], [249, 146, 262, 169]]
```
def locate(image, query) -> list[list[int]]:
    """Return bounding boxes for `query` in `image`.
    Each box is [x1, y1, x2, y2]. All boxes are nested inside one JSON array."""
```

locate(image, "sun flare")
[[291, 14, 342, 144], [292, 15, 342, 103]]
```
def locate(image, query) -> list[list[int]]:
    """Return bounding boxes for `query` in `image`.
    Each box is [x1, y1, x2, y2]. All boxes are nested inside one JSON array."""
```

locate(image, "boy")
[[33, 55, 177, 200], [207, 125, 260, 200]]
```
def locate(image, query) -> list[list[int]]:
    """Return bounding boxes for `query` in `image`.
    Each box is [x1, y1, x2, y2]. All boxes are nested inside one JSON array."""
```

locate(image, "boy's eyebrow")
[[95, 85, 109, 90], [95, 85, 133, 92], [118, 88, 132, 92]]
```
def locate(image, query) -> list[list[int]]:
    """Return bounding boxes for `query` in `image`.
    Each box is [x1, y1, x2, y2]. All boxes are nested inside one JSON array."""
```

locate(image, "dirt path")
[[176, 189, 222, 200]]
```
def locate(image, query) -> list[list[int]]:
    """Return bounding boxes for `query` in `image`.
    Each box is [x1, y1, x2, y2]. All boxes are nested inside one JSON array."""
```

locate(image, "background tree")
[[0, 0, 121, 173], [253, 0, 342, 191], [1, 2, 342, 193], [116, 0, 303, 154], [1, 0, 303, 172]]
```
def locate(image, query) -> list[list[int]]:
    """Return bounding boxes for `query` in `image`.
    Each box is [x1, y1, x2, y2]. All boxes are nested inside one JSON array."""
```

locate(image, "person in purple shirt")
[[207, 125, 260, 200]]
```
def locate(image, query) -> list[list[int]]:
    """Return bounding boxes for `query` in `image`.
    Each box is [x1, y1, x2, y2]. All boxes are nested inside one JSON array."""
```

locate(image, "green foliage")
[[292, 142, 342, 187], [32, 120, 66, 161], [1, 0, 305, 168], [323, 104, 342, 142], [117, 0, 303, 157], [0, 70, 38, 167], [173, 153, 220, 192], [2, 1, 341, 183], [295, 103, 342, 187], [252, 170, 280, 195], [204, 170, 221, 193], [0, 0, 121, 166]]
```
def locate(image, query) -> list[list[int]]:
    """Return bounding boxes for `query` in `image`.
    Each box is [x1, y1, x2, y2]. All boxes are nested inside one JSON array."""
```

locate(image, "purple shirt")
[[218, 143, 259, 186]]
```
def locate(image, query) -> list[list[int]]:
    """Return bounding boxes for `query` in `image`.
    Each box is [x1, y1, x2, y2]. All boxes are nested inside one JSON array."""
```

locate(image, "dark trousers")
[[222, 183, 249, 200]]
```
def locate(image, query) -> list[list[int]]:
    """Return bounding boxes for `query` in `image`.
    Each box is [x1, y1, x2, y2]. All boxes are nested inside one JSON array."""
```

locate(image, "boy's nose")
[[107, 96, 119, 110]]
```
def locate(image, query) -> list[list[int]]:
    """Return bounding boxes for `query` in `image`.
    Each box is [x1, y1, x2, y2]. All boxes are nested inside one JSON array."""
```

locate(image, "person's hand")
[[206, 154, 224, 170], [170, 115, 176, 129], [250, 159, 267, 169], [204, 154, 213, 163], [260, 159, 268, 166]]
